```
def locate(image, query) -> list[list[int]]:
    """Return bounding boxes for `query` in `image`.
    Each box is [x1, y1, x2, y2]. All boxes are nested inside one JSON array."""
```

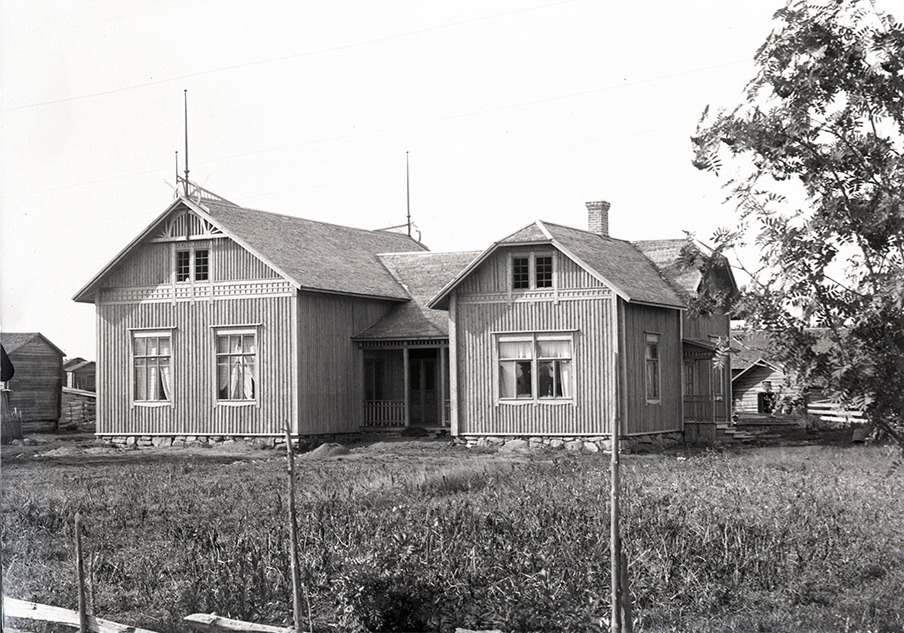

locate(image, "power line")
[[3, 0, 585, 113], [22, 57, 748, 195]]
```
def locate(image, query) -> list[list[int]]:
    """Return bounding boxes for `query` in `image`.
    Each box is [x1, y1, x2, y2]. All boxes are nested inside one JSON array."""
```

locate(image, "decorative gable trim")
[[150, 210, 224, 242], [73, 196, 299, 304]]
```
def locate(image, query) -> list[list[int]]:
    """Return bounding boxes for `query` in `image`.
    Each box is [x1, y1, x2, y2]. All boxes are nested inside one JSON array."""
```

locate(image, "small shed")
[[1, 332, 65, 429], [63, 357, 96, 392]]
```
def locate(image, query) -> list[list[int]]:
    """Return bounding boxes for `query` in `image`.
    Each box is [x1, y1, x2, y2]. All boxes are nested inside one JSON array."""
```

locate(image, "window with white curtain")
[[498, 333, 573, 401], [132, 331, 172, 403], [216, 330, 257, 402]]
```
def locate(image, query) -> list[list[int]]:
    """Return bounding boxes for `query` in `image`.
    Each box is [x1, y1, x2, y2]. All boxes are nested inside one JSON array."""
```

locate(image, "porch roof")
[[355, 251, 481, 340]]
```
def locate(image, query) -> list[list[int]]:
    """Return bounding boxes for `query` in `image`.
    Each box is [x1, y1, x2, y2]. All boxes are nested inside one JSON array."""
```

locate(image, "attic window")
[[511, 252, 555, 290], [512, 257, 530, 289], [175, 248, 209, 282]]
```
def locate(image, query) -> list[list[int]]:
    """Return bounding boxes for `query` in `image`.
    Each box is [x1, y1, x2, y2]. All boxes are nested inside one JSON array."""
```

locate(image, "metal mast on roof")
[[406, 151, 411, 238], [183, 89, 190, 196]]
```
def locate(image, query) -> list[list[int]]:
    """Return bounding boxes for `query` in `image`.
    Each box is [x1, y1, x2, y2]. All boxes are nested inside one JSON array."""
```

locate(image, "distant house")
[[63, 357, 96, 392], [0, 332, 65, 427], [730, 329, 855, 421], [74, 185, 737, 445]]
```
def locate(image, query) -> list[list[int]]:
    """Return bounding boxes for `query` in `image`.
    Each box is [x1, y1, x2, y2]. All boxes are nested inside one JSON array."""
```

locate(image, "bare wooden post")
[[610, 395, 621, 633], [284, 426, 303, 633], [619, 550, 633, 633], [75, 512, 88, 633]]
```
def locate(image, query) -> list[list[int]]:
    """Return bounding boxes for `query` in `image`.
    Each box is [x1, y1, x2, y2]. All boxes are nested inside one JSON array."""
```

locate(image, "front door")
[[409, 351, 438, 426]]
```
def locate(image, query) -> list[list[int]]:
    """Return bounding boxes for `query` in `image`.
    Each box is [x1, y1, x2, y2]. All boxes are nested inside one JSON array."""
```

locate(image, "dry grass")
[[2, 438, 902, 632]]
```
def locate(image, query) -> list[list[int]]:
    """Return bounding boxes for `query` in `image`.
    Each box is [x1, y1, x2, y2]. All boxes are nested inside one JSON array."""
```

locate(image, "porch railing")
[[364, 400, 405, 427]]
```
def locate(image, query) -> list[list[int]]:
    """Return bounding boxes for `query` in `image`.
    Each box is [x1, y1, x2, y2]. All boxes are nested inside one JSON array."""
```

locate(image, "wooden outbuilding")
[[0, 332, 65, 428]]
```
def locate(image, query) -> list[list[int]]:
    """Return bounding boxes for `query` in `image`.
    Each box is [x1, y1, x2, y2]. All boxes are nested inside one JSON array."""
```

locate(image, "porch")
[[359, 339, 451, 430], [682, 339, 730, 423]]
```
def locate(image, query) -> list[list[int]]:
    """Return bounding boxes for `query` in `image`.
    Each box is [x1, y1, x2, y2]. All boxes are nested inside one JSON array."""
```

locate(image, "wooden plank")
[[3, 596, 159, 633], [183, 613, 294, 633]]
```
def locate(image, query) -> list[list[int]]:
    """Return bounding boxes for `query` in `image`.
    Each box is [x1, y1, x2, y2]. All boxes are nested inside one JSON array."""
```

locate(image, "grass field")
[[2, 436, 902, 633]]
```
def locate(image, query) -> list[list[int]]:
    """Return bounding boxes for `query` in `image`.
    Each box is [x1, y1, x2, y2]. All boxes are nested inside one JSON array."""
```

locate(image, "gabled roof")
[[429, 220, 685, 310], [64, 359, 95, 372], [631, 237, 738, 300], [731, 328, 836, 380], [74, 192, 425, 303], [631, 238, 702, 297], [355, 251, 481, 340], [1, 332, 65, 356], [200, 201, 426, 300]]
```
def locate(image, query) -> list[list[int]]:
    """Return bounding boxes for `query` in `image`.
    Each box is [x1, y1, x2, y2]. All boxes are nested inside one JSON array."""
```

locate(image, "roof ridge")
[[202, 201, 418, 238]]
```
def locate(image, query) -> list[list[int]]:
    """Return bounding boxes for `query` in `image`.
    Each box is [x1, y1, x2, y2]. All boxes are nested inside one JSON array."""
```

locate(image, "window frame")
[[509, 251, 556, 291], [496, 332, 574, 404], [644, 332, 661, 405], [131, 329, 174, 407], [174, 246, 211, 283], [214, 328, 259, 406]]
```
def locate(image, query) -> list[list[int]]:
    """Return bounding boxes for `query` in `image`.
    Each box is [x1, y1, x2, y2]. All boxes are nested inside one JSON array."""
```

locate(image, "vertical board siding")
[[213, 239, 282, 281], [297, 293, 394, 435], [621, 302, 682, 434], [96, 296, 295, 436], [458, 249, 598, 294], [682, 310, 732, 421], [102, 242, 172, 288], [5, 341, 63, 422], [455, 296, 616, 436], [103, 236, 282, 289]]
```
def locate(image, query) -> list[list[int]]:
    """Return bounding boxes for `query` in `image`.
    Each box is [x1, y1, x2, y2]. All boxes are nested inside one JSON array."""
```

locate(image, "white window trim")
[[213, 326, 260, 407], [173, 244, 211, 284], [509, 251, 557, 291], [495, 332, 574, 405], [131, 330, 174, 408], [644, 332, 661, 405]]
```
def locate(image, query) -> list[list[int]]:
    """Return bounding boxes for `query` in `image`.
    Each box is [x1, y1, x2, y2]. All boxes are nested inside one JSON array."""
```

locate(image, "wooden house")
[[75, 187, 737, 445], [429, 202, 737, 443], [74, 185, 434, 439], [633, 238, 736, 425], [0, 332, 65, 427], [730, 329, 858, 423]]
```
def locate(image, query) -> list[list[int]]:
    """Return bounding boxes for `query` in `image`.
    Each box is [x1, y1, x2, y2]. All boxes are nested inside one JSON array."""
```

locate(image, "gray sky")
[[2, 1, 778, 359]]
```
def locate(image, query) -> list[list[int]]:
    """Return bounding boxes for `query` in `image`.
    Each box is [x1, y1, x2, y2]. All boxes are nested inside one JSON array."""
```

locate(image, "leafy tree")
[[692, 0, 904, 447]]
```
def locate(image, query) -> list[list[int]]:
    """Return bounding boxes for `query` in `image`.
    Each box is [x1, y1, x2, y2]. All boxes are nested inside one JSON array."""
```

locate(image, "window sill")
[[645, 399, 662, 406], [498, 398, 574, 405], [133, 401, 172, 408], [216, 401, 257, 407]]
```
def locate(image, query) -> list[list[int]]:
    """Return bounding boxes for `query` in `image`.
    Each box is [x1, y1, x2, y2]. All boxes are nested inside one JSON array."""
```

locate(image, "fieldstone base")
[[101, 433, 362, 451], [456, 431, 684, 453]]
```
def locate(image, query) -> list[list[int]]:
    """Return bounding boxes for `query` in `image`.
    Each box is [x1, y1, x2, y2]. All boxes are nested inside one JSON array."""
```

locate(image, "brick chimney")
[[586, 200, 611, 237]]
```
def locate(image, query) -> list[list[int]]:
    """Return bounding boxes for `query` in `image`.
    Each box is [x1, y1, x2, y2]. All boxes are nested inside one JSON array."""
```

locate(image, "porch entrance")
[[360, 340, 450, 429], [409, 349, 438, 426], [682, 340, 729, 423]]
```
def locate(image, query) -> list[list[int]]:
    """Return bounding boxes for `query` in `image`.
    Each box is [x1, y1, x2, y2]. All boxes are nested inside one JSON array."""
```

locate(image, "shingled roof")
[[430, 220, 685, 309], [74, 193, 425, 303], [1, 332, 65, 356], [202, 201, 426, 300], [631, 238, 701, 297], [355, 251, 481, 340]]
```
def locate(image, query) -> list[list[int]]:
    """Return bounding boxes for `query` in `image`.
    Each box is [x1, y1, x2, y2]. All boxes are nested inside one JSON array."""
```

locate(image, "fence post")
[[75, 513, 88, 633], [284, 425, 304, 633]]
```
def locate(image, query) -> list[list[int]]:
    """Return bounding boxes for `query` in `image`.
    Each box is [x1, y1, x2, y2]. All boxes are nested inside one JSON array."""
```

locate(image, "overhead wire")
[[3, 0, 585, 113]]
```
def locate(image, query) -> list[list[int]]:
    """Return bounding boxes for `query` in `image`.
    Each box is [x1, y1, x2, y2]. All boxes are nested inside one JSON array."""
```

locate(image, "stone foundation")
[[455, 431, 684, 453], [100, 433, 362, 450]]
